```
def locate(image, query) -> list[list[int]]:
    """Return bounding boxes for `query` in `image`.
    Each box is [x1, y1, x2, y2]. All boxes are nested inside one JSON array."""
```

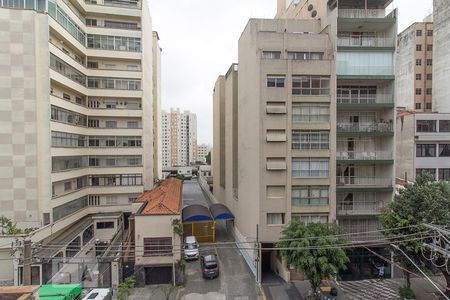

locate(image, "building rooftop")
[[136, 178, 182, 215]]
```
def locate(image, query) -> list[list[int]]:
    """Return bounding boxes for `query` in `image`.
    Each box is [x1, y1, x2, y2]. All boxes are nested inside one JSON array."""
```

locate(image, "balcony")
[[336, 176, 392, 188], [338, 9, 395, 19], [337, 201, 384, 216], [85, 0, 140, 9], [337, 94, 394, 108], [337, 122, 393, 136], [337, 37, 395, 48], [336, 151, 393, 163]]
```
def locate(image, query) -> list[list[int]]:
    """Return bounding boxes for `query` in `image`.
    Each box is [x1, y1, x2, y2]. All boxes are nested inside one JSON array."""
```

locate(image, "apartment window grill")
[[292, 159, 329, 178], [439, 121, 450, 132], [416, 120, 436, 132], [292, 104, 329, 122], [292, 75, 330, 95], [292, 130, 329, 150], [292, 186, 329, 206], [287, 52, 324, 60], [416, 144, 436, 157], [143, 238, 172, 257]]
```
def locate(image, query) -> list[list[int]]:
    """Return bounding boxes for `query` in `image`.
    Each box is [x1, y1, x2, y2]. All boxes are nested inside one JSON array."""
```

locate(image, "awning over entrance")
[[182, 204, 213, 222], [209, 203, 235, 220]]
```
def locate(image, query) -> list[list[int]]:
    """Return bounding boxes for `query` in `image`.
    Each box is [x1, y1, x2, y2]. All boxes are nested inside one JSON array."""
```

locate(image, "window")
[[427, 29, 433, 36], [104, 20, 139, 29], [52, 131, 87, 148], [262, 51, 281, 59], [292, 159, 329, 177], [416, 44, 422, 51], [87, 34, 141, 52], [416, 74, 421, 80], [50, 54, 86, 85], [292, 186, 329, 206], [416, 144, 436, 157], [105, 121, 117, 128], [416, 59, 421, 66], [427, 44, 433, 51], [427, 73, 432, 80], [415, 88, 422, 95], [426, 103, 432, 109], [416, 103, 422, 110], [63, 93, 71, 100], [439, 144, 450, 157], [88, 119, 99, 128], [96, 222, 114, 229], [267, 213, 285, 225], [287, 52, 324, 60], [292, 214, 328, 225], [427, 59, 432, 66], [292, 130, 329, 150], [416, 168, 436, 179], [292, 75, 330, 95], [267, 76, 285, 88], [416, 120, 436, 132], [127, 121, 139, 128], [426, 88, 432, 95], [86, 19, 97, 26], [143, 237, 172, 256], [87, 61, 98, 69], [48, 3, 86, 45], [440, 120, 450, 132], [64, 182, 72, 191], [53, 196, 88, 221], [416, 30, 422, 36], [292, 104, 329, 123], [439, 169, 450, 181]]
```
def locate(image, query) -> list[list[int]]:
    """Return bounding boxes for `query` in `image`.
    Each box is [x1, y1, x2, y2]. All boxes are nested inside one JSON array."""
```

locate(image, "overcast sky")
[[148, 0, 433, 146]]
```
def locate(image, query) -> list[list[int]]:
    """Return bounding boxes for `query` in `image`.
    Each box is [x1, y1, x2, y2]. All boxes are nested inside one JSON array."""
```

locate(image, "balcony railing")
[[337, 37, 395, 48], [337, 94, 393, 105], [337, 122, 393, 133], [338, 9, 394, 19], [336, 151, 393, 160], [337, 201, 384, 215], [85, 0, 140, 9], [336, 176, 392, 187]]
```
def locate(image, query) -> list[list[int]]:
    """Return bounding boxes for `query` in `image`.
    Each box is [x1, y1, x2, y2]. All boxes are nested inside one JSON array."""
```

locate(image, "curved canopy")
[[209, 203, 234, 220], [182, 204, 213, 222]]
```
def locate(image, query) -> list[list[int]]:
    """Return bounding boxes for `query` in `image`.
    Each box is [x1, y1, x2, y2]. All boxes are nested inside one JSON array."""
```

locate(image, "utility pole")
[[23, 240, 32, 285]]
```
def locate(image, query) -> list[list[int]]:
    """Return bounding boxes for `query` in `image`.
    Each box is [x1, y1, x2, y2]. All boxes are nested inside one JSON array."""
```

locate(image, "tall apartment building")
[[161, 109, 197, 167], [396, 20, 433, 112], [197, 143, 210, 164], [153, 31, 162, 180], [0, 0, 158, 229], [213, 0, 397, 281], [396, 0, 450, 182]]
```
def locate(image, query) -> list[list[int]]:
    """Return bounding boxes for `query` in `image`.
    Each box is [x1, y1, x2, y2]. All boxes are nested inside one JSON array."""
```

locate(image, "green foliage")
[[0, 215, 36, 235], [176, 174, 185, 181], [161, 284, 176, 300], [277, 222, 349, 292], [172, 218, 183, 237], [399, 286, 416, 299], [380, 173, 450, 291], [117, 276, 136, 300], [205, 151, 211, 165]]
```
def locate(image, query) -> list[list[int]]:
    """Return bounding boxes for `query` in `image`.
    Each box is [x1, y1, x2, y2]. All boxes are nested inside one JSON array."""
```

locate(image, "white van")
[[83, 288, 112, 300], [184, 236, 199, 260]]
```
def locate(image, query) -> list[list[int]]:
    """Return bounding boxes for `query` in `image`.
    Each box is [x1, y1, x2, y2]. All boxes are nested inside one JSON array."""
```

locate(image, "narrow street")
[[179, 179, 262, 300]]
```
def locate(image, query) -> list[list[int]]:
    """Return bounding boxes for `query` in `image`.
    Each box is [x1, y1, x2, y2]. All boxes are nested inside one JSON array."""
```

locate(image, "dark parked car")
[[200, 254, 219, 279]]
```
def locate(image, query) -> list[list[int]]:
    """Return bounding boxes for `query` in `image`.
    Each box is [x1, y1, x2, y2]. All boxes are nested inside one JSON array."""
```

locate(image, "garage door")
[[145, 267, 172, 285]]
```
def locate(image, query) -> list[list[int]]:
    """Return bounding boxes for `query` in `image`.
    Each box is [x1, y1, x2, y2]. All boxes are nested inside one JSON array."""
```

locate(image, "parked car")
[[200, 254, 219, 279], [184, 236, 199, 260], [83, 288, 111, 300]]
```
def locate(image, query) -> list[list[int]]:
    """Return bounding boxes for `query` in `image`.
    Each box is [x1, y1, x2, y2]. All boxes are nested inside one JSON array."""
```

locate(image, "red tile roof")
[[136, 178, 182, 215]]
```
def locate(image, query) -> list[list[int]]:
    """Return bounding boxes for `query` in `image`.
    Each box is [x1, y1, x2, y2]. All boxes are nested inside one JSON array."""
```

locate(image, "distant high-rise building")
[[0, 0, 158, 229], [161, 109, 197, 167], [396, 1, 450, 183], [197, 144, 210, 164]]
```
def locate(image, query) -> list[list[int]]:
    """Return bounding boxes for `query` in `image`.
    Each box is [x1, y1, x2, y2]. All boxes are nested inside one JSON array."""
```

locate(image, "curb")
[[258, 283, 267, 300]]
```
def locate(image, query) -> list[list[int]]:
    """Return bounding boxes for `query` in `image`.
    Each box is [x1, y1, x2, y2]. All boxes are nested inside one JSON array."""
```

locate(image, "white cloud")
[[148, 0, 432, 144]]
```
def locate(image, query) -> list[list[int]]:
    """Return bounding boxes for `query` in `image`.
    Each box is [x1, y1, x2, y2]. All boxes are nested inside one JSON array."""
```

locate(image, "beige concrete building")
[[197, 143, 210, 163], [396, 20, 433, 112], [214, 0, 397, 281], [161, 108, 197, 167], [0, 0, 158, 230], [152, 31, 163, 180]]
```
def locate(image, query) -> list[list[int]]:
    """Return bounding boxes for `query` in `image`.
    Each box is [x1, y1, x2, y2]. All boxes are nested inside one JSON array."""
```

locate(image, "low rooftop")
[[136, 178, 182, 215]]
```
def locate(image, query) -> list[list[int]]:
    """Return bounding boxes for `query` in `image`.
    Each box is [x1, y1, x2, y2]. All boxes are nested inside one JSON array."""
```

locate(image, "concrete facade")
[[396, 21, 433, 112], [161, 108, 198, 167], [196, 143, 210, 163], [152, 31, 162, 180], [0, 0, 157, 231]]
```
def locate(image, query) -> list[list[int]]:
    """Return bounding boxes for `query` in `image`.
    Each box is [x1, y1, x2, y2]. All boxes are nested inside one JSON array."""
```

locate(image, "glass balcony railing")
[[336, 151, 393, 160], [337, 37, 395, 48], [337, 122, 393, 133], [338, 9, 395, 19], [337, 201, 384, 215], [337, 93, 394, 105], [336, 176, 392, 187], [337, 52, 394, 76]]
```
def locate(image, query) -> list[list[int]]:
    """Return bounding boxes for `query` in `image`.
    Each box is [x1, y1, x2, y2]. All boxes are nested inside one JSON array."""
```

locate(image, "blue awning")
[[209, 203, 234, 220], [182, 204, 213, 222]]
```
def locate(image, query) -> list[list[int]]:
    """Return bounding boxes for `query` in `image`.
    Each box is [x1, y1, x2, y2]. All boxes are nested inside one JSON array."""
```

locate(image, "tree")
[[117, 276, 136, 300], [205, 151, 211, 165], [380, 173, 450, 295], [277, 222, 349, 297], [0, 216, 23, 235]]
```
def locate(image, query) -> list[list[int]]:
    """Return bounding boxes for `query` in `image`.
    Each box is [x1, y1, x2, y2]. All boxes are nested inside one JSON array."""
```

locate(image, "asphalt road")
[[179, 180, 262, 300]]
